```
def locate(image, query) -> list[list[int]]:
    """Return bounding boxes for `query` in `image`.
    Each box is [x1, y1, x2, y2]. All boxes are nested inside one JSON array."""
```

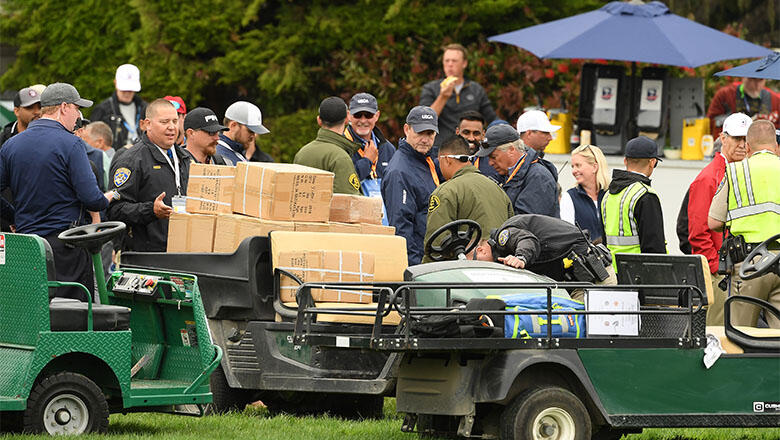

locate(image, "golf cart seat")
[[271, 231, 406, 324]]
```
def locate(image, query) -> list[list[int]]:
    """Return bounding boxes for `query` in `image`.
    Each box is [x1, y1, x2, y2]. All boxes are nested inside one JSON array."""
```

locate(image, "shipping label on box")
[[213, 214, 294, 253], [232, 162, 334, 222], [186, 164, 235, 214], [585, 290, 640, 336], [330, 194, 384, 224], [167, 213, 216, 253], [360, 223, 396, 235], [276, 250, 374, 303]]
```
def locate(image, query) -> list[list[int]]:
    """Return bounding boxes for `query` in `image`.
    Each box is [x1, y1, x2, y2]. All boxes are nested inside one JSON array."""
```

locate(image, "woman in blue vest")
[[560, 144, 609, 243]]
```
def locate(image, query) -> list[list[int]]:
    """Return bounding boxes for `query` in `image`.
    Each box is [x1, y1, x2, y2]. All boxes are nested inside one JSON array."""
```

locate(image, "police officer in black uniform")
[[108, 99, 190, 252], [472, 214, 616, 298]]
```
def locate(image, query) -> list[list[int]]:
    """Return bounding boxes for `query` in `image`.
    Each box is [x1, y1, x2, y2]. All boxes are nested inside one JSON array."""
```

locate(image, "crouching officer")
[[422, 135, 513, 263], [108, 99, 190, 252], [708, 120, 780, 328], [472, 214, 616, 300]]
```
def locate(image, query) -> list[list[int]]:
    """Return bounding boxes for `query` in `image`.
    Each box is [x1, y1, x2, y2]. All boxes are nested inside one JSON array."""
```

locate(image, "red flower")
[[557, 63, 569, 74], [545, 69, 555, 79]]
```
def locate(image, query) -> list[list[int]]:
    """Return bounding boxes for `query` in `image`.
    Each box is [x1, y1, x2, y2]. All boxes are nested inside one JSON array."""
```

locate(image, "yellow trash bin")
[[546, 110, 572, 154], [681, 117, 709, 160]]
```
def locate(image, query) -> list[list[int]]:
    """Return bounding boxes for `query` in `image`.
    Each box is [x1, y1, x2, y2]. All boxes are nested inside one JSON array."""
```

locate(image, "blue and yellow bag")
[[499, 294, 585, 339]]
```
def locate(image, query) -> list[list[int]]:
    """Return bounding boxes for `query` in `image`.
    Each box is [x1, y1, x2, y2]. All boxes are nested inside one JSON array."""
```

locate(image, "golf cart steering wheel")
[[58, 221, 126, 255], [739, 233, 780, 280], [424, 219, 481, 262]]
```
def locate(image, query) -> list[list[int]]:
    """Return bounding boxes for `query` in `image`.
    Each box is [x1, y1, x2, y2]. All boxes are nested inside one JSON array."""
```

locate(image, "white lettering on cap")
[[205, 115, 217, 122], [421, 114, 433, 120], [357, 99, 369, 104]]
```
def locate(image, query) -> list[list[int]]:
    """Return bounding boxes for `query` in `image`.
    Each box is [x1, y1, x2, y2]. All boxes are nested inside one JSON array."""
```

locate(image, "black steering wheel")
[[739, 233, 780, 280], [424, 219, 481, 262], [58, 221, 126, 255]]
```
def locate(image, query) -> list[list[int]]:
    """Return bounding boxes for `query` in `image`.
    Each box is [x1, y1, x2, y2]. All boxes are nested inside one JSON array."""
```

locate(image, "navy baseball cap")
[[349, 93, 378, 114], [625, 136, 662, 161], [476, 124, 519, 157], [406, 105, 438, 133]]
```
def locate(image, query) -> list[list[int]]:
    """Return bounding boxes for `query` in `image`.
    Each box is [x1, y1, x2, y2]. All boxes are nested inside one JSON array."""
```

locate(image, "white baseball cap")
[[115, 64, 141, 92], [225, 101, 269, 135], [722, 112, 751, 137], [516, 110, 561, 133]]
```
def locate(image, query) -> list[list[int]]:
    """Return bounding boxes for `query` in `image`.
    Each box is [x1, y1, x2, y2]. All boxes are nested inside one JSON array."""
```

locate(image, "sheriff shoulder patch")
[[428, 195, 440, 212], [349, 173, 360, 190], [113, 167, 131, 187], [498, 229, 509, 247]]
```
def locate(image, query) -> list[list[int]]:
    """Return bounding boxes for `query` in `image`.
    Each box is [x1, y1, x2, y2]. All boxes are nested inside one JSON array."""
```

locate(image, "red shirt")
[[687, 153, 726, 274]]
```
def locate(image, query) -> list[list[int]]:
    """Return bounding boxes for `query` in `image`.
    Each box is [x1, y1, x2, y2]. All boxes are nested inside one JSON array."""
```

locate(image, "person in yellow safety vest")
[[708, 119, 780, 328], [601, 136, 666, 268]]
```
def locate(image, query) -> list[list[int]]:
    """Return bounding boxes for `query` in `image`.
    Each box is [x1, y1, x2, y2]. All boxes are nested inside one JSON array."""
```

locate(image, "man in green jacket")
[[294, 97, 362, 194], [422, 135, 513, 262]]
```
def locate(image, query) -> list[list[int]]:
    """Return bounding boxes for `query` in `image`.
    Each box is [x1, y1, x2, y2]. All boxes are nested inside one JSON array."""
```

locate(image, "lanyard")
[[348, 129, 379, 178], [474, 157, 480, 168], [426, 157, 440, 187], [158, 146, 182, 195], [502, 153, 527, 186]]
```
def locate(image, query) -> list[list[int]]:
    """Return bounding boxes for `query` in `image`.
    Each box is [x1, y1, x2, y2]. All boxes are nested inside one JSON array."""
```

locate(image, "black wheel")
[[23, 372, 108, 435], [205, 365, 252, 414], [500, 386, 590, 440], [424, 219, 481, 261], [739, 232, 780, 280]]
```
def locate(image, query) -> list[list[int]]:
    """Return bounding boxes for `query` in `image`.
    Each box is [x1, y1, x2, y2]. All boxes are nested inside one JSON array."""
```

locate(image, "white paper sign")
[[0, 234, 5, 265], [594, 78, 618, 110], [640, 79, 663, 112], [586, 289, 639, 336]]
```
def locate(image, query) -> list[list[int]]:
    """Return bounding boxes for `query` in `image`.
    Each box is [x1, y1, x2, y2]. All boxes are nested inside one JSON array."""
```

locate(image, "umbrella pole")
[[628, 61, 638, 140]]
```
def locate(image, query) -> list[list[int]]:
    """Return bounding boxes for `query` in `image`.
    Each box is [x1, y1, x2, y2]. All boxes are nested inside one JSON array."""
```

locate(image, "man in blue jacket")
[[0, 83, 113, 301], [344, 93, 395, 181], [475, 124, 559, 218], [382, 106, 440, 266]]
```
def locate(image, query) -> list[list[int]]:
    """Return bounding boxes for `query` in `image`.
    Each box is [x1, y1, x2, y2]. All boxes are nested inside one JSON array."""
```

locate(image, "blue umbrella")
[[714, 52, 780, 80], [488, 1, 772, 68]]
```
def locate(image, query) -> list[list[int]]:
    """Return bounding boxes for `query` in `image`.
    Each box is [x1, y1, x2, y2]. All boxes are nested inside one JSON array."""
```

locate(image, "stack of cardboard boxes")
[[167, 162, 395, 253]]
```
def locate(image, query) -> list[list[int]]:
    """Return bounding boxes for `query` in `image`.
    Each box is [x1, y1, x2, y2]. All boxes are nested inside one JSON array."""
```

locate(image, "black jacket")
[[182, 147, 227, 165], [490, 214, 590, 281], [90, 92, 148, 149], [606, 169, 666, 254], [107, 134, 190, 252], [0, 121, 17, 147]]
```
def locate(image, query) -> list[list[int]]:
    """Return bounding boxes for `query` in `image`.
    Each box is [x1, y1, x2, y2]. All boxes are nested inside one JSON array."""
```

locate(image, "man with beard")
[[183, 107, 228, 165], [108, 99, 190, 252], [1, 87, 42, 146]]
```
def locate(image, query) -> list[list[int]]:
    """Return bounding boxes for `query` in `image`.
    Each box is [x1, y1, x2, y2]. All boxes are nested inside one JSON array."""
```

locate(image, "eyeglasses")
[[353, 112, 375, 119], [439, 154, 471, 162]]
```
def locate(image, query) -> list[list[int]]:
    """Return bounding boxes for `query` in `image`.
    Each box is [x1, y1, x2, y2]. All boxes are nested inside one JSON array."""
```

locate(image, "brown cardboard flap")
[[186, 164, 235, 214], [329, 194, 384, 224], [213, 213, 294, 253], [167, 212, 216, 253]]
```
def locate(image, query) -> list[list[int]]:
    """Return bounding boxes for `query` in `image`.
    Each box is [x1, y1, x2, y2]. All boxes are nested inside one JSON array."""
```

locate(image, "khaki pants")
[[705, 273, 727, 327], [726, 262, 780, 328], [570, 265, 617, 302]]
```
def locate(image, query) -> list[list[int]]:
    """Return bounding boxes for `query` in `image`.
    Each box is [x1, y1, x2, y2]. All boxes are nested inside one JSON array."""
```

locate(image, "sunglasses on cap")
[[167, 99, 182, 111], [353, 112, 375, 119], [439, 154, 471, 163]]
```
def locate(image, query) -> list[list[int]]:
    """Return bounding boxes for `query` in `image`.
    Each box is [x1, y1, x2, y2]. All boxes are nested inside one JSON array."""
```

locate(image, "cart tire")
[[500, 386, 590, 440], [23, 372, 108, 435], [205, 365, 251, 414]]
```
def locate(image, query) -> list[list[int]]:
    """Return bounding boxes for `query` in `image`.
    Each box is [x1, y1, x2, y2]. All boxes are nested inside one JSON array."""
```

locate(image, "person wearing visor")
[[183, 107, 228, 165], [217, 101, 271, 165], [471, 214, 616, 300], [164, 95, 187, 146], [476, 124, 559, 217], [382, 105, 441, 266], [601, 136, 666, 268], [1, 83, 113, 301], [422, 135, 512, 263]]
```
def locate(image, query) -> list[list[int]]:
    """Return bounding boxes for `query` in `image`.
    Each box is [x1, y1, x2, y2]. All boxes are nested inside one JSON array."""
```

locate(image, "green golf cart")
[[0, 222, 222, 435]]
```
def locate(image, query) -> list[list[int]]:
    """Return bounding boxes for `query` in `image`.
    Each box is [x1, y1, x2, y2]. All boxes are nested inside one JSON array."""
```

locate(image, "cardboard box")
[[329, 222, 361, 234], [232, 162, 333, 222], [167, 213, 216, 253], [186, 164, 235, 214], [329, 194, 384, 225], [585, 290, 640, 336], [277, 250, 374, 303], [360, 223, 396, 235], [294, 221, 331, 233], [213, 214, 294, 253]]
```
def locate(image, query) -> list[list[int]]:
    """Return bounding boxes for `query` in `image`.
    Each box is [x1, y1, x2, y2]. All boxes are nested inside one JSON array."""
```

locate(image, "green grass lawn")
[[3, 400, 779, 439]]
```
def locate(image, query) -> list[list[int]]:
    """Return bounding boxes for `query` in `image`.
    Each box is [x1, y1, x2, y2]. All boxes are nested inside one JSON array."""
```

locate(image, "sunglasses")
[[167, 99, 183, 112], [353, 112, 375, 119], [439, 154, 471, 163]]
